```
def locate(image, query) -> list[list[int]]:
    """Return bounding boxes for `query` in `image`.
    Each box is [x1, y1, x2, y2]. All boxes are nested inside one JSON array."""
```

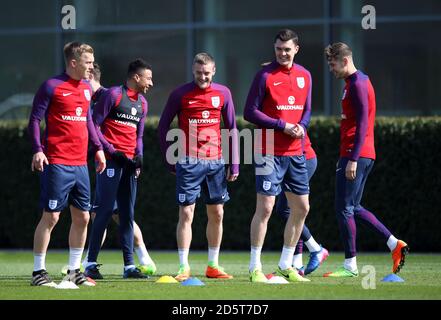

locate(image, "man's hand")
[[111, 151, 129, 168], [283, 123, 305, 138], [127, 155, 143, 175], [95, 150, 106, 174], [345, 160, 357, 180], [226, 166, 239, 182], [292, 124, 305, 139], [31, 152, 48, 172], [133, 155, 143, 169], [283, 122, 297, 137]]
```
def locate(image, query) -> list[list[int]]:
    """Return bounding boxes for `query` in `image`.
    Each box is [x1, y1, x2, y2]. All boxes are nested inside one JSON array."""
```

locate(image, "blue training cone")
[[181, 277, 205, 286], [381, 274, 404, 282]]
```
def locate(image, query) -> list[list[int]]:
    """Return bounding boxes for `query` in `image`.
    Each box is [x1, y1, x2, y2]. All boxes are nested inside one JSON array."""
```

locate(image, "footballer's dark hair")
[[91, 62, 101, 81], [274, 29, 299, 45], [324, 42, 353, 61], [127, 58, 152, 78]]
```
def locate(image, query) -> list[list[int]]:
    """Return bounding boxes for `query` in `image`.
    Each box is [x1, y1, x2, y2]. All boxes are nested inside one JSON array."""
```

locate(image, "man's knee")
[[207, 206, 224, 224], [296, 204, 309, 219], [261, 203, 273, 220], [289, 204, 309, 221], [42, 211, 60, 228], [255, 196, 275, 221], [286, 194, 309, 219], [179, 206, 194, 224], [72, 212, 90, 227]]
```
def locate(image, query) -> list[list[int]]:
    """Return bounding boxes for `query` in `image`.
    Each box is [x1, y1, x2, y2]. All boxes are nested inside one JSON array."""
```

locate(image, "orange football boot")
[[205, 265, 233, 279], [392, 240, 409, 274]]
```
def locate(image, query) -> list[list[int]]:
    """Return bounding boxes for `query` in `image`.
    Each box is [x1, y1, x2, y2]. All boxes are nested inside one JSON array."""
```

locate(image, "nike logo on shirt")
[[189, 100, 197, 104], [274, 82, 283, 86], [63, 92, 73, 97]]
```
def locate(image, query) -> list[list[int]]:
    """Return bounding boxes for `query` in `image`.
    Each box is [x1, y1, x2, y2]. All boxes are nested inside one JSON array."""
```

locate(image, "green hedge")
[[1, 117, 440, 252]]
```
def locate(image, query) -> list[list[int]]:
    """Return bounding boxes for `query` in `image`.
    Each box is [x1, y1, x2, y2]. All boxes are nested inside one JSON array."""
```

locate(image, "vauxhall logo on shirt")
[[112, 104, 142, 128], [188, 110, 219, 124], [116, 105, 141, 122], [276, 96, 304, 111], [108, 88, 143, 128], [61, 106, 87, 122]]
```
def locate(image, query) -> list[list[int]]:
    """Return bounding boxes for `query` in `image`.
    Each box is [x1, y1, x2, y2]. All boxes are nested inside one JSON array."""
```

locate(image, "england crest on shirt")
[[179, 193, 186, 203], [296, 77, 305, 89], [84, 89, 91, 101], [211, 96, 220, 108], [48, 200, 57, 210]]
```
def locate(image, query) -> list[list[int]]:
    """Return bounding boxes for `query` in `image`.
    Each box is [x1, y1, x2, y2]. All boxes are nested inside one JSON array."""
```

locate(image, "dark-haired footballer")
[[84, 59, 152, 279]]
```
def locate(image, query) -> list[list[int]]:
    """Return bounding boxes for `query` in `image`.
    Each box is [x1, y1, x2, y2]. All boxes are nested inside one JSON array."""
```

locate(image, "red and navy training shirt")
[[340, 70, 376, 161], [158, 82, 239, 174], [28, 73, 102, 165], [92, 85, 148, 159], [244, 61, 312, 156]]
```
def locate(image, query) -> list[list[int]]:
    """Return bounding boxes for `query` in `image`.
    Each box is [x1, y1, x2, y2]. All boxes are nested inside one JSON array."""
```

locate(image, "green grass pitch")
[[1, 250, 440, 300]]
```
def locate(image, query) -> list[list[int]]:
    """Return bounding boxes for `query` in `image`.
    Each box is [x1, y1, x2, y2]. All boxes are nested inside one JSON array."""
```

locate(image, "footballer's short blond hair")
[[63, 42, 94, 65], [193, 52, 215, 66]]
